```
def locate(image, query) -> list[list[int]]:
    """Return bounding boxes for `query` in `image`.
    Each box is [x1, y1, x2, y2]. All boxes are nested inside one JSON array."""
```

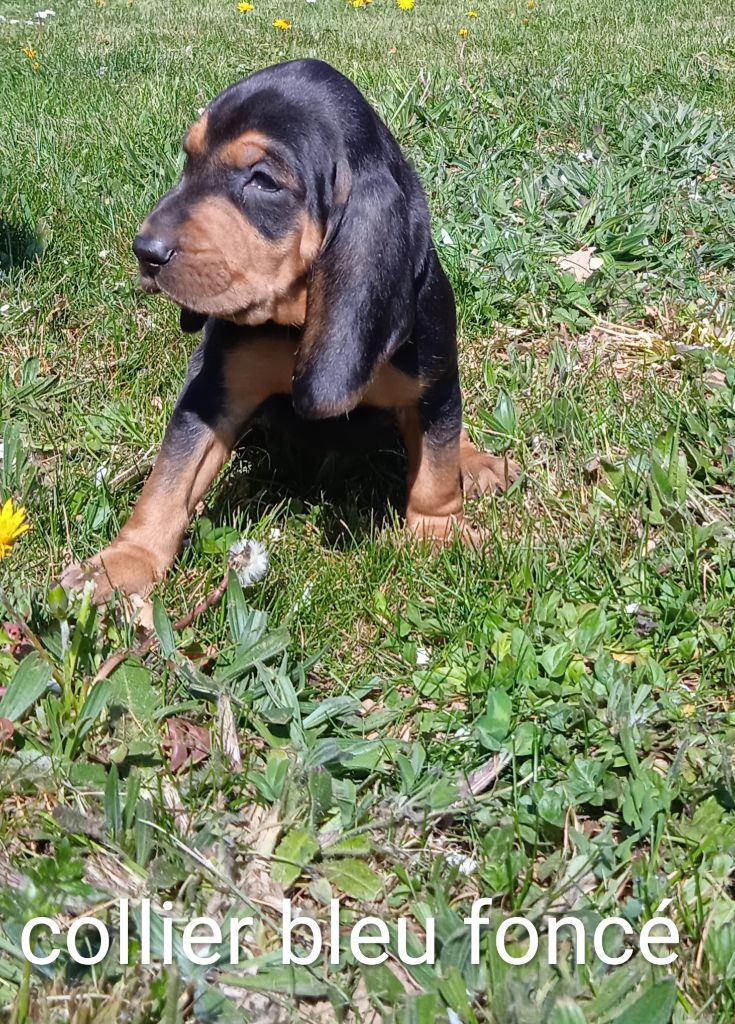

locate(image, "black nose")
[[132, 234, 174, 271]]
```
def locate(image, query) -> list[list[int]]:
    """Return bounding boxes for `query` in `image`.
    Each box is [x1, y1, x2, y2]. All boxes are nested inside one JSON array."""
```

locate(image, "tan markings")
[[299, 216, 324, 265], [155, 195, 324, 326], [183, 113, 209, 158], [223, 338, 419, 413], [217, 129, 271, 171], [396, 408, 488, 545], [459, 428, 520, 497], [116, 429, 233, 574], [398, 407, 463, 520], [222, 335, 297, 407], [362, 364, 424, 409]]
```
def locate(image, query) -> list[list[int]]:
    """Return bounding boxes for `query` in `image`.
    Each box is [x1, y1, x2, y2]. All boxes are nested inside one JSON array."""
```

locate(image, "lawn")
[[2, 0, 735, 1021]]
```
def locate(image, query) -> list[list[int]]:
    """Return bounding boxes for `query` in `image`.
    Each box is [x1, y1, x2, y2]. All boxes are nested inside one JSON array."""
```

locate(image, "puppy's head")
[[133, 101, 326, 328], [134, 60, 424, 417]]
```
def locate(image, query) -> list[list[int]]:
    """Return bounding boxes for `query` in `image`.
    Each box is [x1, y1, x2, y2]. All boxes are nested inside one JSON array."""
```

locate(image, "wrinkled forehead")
[[184, 84, 324, 175]]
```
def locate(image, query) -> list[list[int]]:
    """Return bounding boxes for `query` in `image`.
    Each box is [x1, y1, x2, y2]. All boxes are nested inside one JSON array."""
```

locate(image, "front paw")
[[460, 445, 521, 499], [406, 511, 487, 550], [60, 541, 162, 603]]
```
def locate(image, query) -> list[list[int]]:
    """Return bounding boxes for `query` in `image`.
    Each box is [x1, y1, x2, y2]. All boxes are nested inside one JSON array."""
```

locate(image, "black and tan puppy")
[[63, 59, 518, 601]]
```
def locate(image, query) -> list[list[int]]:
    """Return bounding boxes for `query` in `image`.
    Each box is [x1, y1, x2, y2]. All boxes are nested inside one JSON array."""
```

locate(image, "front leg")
[[399, 371, 485, 546], [61, 326, 297, 601]]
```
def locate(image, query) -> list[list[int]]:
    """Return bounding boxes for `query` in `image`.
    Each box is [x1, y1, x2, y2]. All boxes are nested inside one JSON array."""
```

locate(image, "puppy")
[[62, 59, 518, 601]]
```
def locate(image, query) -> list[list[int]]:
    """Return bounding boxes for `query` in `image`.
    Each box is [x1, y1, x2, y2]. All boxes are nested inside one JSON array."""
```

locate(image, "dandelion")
[[238, 1, 253, 9], [458, 26, 469, 38], [0, 499, 30, 560], [396, 0, 414, 9], [273, 17, 291, 29], [466, 9, 478, 15], [22, 46, 37, 59], [527, 0, 535, 7], [228, 538, 269, 587]]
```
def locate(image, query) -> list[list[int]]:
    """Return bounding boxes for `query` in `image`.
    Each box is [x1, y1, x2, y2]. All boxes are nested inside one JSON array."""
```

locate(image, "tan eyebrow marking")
[[183, 113, 209, 158], [217, 129, 272, 171]]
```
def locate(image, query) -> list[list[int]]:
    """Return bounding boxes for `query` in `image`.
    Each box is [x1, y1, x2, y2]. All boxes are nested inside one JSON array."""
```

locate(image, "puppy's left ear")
[[292, 164, 415, 419], [180, 308, 208, 333]]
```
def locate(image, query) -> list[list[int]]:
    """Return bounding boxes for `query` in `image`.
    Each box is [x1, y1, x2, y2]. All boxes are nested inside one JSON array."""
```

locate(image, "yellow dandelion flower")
[[32, 61, 40, 71], [396, 0, 415, 10], [22, 46, 37, 59], [238, 1, 253, 9], [466, 9, 478, 15], [0, 499, 30, 560], [527, 0, 536, 8], [458, 26, 469, 38], [350, 0, 368, 7], [273, 17, 291, 29]]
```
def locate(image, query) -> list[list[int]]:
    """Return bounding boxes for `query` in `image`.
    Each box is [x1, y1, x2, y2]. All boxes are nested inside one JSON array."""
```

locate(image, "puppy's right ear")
[[180, 309, 208, 333], [292, 162, 415, 420]]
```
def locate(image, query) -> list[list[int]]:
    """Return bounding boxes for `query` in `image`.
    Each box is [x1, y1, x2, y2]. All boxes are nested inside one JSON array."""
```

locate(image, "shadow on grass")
[[0, 215, 44, 274], [215, 398, 408, 547]]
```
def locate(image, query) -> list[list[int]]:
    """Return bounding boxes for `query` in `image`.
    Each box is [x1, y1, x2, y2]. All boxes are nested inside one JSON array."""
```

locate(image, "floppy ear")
[[180, 308, 208, 333], [291, 166, 416, 420]]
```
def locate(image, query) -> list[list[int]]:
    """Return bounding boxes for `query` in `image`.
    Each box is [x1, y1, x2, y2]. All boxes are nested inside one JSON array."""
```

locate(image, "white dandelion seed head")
[[228, 538, 269, 586]]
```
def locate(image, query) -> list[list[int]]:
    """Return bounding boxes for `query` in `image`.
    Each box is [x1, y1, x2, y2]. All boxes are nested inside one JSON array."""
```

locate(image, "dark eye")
[[245, 170, 280, 192]]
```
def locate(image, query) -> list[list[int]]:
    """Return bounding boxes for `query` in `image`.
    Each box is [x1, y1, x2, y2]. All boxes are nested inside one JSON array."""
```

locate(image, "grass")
[[2, 0, 735, 1021]]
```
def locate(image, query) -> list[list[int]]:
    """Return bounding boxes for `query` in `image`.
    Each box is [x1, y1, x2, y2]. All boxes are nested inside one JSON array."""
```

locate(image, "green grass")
[[2, 0, 735, 1021]]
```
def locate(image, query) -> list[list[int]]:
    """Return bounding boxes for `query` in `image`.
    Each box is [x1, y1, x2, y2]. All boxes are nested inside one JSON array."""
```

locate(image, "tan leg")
[[61, 330, 298, 601], [398, 407, 485, 547]]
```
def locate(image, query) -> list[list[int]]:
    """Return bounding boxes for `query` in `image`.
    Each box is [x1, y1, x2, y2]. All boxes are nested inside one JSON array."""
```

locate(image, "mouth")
[[138, 273, 162, 294], [137, 267, 253, 323]]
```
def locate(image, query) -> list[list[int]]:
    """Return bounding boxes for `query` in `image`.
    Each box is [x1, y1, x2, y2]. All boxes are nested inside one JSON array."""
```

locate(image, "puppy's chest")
[[212, 322, 423, 412]]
